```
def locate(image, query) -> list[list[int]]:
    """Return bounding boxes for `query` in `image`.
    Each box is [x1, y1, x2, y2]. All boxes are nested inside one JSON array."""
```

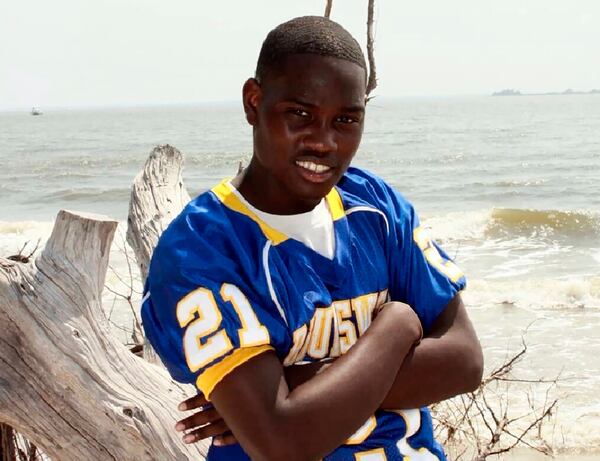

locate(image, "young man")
[[142, 16, 483, 461]]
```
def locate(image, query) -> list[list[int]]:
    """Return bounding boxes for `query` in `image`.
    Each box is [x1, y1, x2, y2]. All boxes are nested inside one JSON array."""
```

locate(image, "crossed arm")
[[285, 294, 483, 409], [176, 294, 483, 461]]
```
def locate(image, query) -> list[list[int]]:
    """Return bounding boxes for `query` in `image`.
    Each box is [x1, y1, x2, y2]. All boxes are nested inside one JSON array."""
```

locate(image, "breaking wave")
[[423, 208, 600, 243], [487, 208, 600, 239], [463, 275, 600, 310]]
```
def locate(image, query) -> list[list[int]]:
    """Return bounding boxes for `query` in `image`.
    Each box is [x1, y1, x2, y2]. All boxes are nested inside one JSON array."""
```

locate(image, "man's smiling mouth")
[[295, 160, 332, 174]]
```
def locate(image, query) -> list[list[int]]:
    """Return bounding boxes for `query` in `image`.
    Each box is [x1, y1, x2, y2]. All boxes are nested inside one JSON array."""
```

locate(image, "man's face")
[[242, 53, 366, 214]]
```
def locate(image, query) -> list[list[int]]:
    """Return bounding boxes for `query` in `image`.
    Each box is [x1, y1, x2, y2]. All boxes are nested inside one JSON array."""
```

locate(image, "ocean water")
[[1, 96, 599, 453]]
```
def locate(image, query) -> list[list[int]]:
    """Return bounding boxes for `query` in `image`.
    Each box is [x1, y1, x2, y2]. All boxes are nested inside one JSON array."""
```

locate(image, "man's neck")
[[235, 160, 320, 215]]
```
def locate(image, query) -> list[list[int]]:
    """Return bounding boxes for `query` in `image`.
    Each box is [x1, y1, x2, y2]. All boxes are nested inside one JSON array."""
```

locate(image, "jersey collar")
[[211, 180, 346, 246]]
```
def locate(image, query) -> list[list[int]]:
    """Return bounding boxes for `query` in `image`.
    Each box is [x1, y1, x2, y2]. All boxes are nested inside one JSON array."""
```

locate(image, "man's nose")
[[302, 123, 337, 154]]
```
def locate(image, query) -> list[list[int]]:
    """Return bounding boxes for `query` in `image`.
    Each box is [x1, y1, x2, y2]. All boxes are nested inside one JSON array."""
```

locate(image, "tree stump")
[[127, 144, 190, 281], [0, 210, 208, 460], [127, 144, 191, 363]]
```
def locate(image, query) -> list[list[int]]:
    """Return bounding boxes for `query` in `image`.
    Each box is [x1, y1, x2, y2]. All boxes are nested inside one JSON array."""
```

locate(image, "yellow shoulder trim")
[[196, 345, 274, 400], [325, 187, 345, 221], [413, 226, 464, 283], [211, 181, 289, 245]]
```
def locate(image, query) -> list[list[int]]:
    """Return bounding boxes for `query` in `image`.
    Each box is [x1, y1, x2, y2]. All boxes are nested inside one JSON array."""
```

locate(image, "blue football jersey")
[[142, 167, 466, 461]]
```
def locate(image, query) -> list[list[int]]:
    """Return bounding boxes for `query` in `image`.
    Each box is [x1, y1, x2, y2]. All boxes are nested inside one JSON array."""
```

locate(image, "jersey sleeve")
[[343, 169, 466, 333], [141, 210, 290, 399], [386, 198, 466, 332]]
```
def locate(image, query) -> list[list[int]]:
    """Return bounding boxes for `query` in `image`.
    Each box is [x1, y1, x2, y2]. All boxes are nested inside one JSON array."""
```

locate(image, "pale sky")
[[1, 0, 598, 110]]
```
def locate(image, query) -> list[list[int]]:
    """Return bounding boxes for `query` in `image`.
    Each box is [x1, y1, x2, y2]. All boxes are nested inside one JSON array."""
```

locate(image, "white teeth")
[[296, 160, 331, 174]]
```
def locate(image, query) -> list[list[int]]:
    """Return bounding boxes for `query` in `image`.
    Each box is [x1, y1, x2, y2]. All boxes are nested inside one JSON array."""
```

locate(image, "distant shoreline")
[[492, 88, 600, 96]]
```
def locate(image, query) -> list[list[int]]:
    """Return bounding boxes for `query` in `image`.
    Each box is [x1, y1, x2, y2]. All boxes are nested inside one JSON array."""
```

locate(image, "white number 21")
[[176, 283, 269, 372]]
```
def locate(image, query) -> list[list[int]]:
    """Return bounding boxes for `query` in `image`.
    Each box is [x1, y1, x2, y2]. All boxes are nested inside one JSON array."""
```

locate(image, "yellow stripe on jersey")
[[355, 448, 388, 460], [345, 415, 377, 445], [196, 345, 274, 399], [413, 226, 464, 283], [325, 187, 345, 221], [212, 181, 346, 242], [211, 181, 289, 245]]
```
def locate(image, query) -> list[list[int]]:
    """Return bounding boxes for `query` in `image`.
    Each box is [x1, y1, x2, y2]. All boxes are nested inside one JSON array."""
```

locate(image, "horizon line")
[[0, 93, 515, 113]]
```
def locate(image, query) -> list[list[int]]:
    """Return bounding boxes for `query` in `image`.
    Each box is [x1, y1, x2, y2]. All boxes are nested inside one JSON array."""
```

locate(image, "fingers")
[[213, 432, 238, 446], [176, 407, 220, 432], [176, 392, 237, 446], [181, 418, 231, 444], [178, 393, 208, 411]]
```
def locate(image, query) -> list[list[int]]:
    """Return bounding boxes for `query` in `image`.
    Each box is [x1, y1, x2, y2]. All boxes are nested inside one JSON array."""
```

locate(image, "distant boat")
[[31, 107, 43, 116], [492, 89, 522, 96]]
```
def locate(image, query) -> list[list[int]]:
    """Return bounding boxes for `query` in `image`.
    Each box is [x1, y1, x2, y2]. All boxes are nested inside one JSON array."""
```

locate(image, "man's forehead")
[[262, 54, 367, 102], [280, 53, 365, 78]]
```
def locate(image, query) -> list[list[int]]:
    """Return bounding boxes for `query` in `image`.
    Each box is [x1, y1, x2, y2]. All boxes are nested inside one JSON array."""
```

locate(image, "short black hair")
[[255, 16, 367, 83]]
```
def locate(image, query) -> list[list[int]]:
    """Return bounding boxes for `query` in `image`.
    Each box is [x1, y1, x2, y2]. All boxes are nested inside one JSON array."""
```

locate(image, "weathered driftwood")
[[0, 210, 209, 460], [127, 144, 191, 363], [127, 144, 191, 280]]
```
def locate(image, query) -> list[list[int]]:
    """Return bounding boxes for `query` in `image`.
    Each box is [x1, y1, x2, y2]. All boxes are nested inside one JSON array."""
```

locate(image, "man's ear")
[[242, 78, 261, 126]]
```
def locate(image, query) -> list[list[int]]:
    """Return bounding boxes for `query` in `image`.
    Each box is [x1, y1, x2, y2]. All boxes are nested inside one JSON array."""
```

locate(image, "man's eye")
[[290, 108, 309, 118], [337, 115, 358, 124]]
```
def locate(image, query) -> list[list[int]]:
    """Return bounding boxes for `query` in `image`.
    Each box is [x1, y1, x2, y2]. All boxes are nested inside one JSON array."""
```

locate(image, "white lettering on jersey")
[[284, 289, 389, 364]]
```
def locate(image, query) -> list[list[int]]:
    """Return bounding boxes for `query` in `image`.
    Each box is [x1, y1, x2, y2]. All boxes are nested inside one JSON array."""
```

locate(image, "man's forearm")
[[285, 296, 483, 410], [380, 331, 482, 409], [212, 303, 423, 461], [286, 335, 481, 410]]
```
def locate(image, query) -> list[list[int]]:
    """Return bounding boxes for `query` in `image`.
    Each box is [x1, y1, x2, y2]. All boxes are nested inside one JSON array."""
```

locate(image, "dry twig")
[[6, 239, 41, 264], [104, 230, 143, 346], [366, 0, 378, 97], [324, 0, 333, 18], [432, 334, 559, 460]]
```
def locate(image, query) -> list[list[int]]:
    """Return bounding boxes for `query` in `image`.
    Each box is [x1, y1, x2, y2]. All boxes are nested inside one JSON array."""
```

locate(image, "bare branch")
[[482, 338, 527, 385], [25, 239, 41, 260], [7, 239, 42, 264], [104, 231, 144, 345], [324, 0, 333, 18], [433, 333, 560, 460], [366, 0, 377, 97], [488, 400, 557, 457]]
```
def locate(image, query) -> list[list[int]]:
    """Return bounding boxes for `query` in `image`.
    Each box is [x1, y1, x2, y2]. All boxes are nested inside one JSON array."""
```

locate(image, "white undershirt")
[[229, 182, 335, 259]]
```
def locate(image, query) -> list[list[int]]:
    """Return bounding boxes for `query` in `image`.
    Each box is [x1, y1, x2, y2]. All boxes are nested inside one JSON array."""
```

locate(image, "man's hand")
[[172, 303, 420, 460], [176, 393, 237, 446], [175, 301, 424, 447]]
